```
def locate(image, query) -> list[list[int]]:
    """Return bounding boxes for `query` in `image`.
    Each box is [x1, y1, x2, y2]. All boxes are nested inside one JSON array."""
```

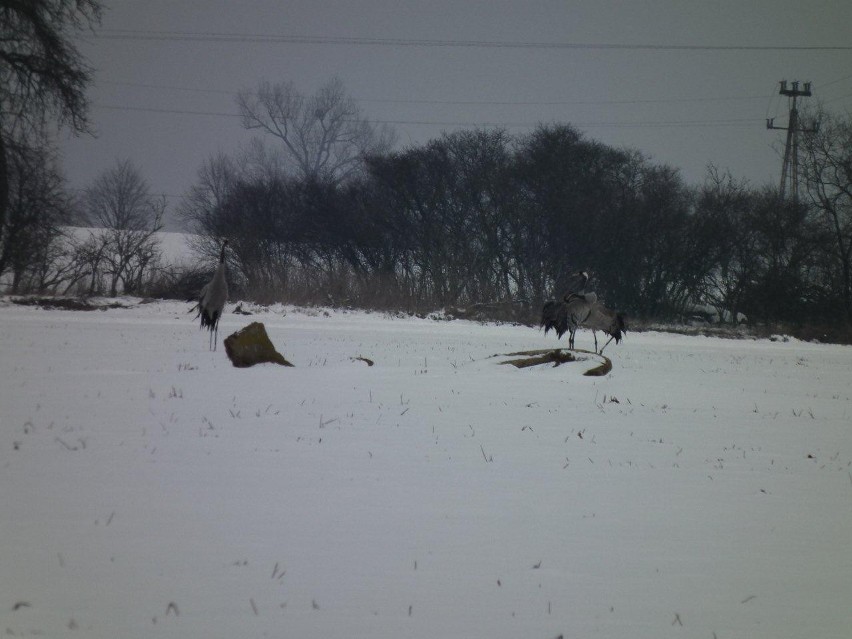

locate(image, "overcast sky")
[[62, 0, 852, 228]]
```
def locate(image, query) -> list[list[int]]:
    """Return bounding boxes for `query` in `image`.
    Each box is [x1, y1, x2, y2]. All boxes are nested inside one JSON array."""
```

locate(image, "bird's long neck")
[[212, 242, 228, 287]]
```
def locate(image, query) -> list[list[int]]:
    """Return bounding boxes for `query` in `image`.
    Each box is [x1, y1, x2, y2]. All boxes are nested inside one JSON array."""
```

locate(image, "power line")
[[815, 73, 852, 90], [87, 29, 852, 51], [99, 79, 234, 96], [825, 91, 852, 104], [765, 83, 783, 121], [94, 103, 759, 129], [97, 104, 240, 118], [68, 186, 186, 200], [363, 96, 766, 107], [577, 119, 758, 129], [97, 78, 768, 107]]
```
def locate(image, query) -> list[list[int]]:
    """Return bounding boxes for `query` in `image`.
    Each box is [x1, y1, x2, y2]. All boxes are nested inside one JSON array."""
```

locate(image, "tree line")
[[179, 116, 851, 330], [2, 4, 851, 333]]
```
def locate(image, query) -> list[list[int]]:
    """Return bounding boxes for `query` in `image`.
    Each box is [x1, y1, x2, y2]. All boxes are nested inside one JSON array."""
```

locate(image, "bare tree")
[[690, 167, 755, 322], [236, 77, 396, 184], [800, 107, 852, 322], [0, 131, 72, 291], [0, 0, 101, 261], [81, 160, 165, 296], [178, 152, 238, 258]]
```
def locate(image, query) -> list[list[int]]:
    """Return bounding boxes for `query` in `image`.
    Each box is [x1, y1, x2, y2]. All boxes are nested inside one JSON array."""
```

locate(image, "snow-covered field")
[[1, 299, 851, 638]]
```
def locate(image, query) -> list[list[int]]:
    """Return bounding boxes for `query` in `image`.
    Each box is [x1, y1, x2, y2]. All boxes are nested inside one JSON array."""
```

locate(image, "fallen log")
[[499, 350, 577, 369], [495, 348, 612, 376]]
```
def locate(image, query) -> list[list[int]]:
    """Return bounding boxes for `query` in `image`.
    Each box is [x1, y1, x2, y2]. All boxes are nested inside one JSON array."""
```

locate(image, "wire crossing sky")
[[61, 0, 852, 229], [88, 29, 852, 51]]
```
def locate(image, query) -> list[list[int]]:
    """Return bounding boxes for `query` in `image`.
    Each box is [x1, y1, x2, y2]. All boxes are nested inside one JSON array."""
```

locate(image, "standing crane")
[[192, 240, 229, 350], [583, 302, 627, 354], [540, 272, 594, 350], [540, 294, 592, 350]]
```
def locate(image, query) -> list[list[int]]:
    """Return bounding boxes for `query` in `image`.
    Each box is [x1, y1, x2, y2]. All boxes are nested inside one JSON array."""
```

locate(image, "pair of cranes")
[[540, 271, 626, 354], [192, 243, 624, 357]]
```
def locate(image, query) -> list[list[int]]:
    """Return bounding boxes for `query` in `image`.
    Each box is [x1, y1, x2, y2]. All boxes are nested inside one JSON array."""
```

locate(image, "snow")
[[1, 299, 851, 638]]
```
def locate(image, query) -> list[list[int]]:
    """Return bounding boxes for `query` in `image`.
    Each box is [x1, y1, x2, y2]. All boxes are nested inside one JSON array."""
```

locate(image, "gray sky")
[[62, 0, 852, 228]]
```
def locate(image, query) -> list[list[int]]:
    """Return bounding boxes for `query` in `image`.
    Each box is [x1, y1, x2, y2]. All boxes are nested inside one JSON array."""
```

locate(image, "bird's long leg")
[[599, 335, 615, 354], [593, 331, 599, 353]]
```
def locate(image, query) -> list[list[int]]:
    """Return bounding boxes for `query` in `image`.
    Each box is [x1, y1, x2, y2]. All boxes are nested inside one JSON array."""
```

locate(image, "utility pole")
[[766, 80, 814, 200]]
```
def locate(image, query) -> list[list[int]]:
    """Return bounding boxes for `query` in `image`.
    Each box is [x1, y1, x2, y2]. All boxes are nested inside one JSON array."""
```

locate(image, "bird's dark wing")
[[541, 300, 569, 338], [586, 303, 623, 342]]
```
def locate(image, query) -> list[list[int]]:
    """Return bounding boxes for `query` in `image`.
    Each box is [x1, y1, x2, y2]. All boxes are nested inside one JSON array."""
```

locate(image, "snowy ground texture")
[[1, 299, 851, 639]]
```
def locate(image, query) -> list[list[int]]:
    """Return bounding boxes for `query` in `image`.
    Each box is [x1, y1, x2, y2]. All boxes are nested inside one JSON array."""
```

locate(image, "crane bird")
[[540, 272, 626, 353], [541, 295, 592, 350], [540, 271, 594, 350], [193, 240, 229, 350], [584, 302, 627, 354]]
